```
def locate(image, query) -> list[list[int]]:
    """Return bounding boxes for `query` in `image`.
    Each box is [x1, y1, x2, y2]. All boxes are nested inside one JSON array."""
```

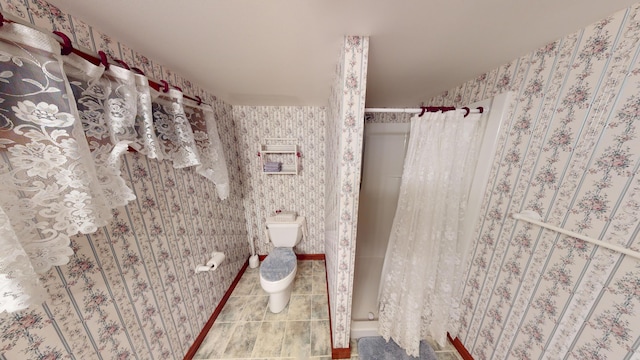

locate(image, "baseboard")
[[183, 258, 249, 360], [257, 253, 326, 261], [326, 258, 350, 359], [447, 332, 474, 360], [332, 347, 351, 358], [297, 253, 326, 260]]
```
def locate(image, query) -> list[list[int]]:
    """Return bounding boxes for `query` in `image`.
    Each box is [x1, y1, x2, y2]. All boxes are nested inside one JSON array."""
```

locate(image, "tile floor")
[[193, 260, 463, 360]]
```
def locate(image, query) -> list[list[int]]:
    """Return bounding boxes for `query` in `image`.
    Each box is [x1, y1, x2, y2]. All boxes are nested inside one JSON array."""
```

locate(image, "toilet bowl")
[[260, 247, 297, 313], [259, 215, 306, 313]]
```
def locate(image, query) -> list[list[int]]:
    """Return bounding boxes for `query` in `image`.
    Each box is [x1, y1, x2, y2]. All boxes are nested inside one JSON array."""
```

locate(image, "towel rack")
[[512, 210, 640, 261]]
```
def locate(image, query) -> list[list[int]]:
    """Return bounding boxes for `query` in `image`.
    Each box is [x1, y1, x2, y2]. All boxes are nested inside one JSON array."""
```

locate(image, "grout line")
[[195, 260, 335, 360], [277, 318, 286, 358]]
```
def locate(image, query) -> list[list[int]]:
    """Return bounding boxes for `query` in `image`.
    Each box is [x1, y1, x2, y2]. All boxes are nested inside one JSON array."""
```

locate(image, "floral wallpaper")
[[0, 1, 249, 359], [325, 38, 344, 352], [233, 106, 326, 255], [0, 0, 211, 103], [364, 112, 412, 124], [324, 35, 370, 350], [12, 0, 640, 359], [324, 39, 345, 348], [426, 4, 640, 359]]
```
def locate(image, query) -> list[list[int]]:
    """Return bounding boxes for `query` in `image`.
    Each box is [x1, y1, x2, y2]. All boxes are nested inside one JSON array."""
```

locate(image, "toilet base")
[[268, 287, 292, 313]]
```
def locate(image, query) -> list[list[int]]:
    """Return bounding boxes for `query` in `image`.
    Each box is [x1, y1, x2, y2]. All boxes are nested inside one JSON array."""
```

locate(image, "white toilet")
[[260, 215, 305, 313]]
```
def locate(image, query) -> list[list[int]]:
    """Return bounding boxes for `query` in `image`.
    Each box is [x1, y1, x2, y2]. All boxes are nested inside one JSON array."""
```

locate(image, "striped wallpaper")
[[0, 1, 250, 359], [325, 36, 370, 350], [324, 36, 345, 353], [425, 4, 640, 359], [4, 0, 640, 359], [233, 106, 327, 255]]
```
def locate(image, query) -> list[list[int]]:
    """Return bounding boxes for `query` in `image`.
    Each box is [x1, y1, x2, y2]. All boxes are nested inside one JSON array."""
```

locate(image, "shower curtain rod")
[[365, 106, 485, 116], [0, 12, 208, 106]]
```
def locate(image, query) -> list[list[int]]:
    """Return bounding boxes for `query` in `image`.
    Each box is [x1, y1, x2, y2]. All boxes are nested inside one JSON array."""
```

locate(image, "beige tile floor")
[[193, 260, 463, 360]]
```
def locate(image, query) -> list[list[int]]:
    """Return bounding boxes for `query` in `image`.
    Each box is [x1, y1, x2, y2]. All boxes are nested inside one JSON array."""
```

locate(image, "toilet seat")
[[260, 247, 296, 282]]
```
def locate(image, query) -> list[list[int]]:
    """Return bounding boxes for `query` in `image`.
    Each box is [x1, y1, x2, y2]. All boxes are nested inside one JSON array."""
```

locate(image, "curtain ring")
[[114, 59, 130, 70], [477, 106, 484, 114], [53, 31, 73, 55], [98, 50, 109, 70], [160, 80, 169, 93], [418, 106, 426, 117], [462, 107, 470, 117], [195, 96, 203, 106]]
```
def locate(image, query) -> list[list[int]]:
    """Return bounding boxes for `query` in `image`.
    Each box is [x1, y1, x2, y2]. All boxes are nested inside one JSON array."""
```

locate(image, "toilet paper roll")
[[195, 265, 211, 273], [206, 252, 226, 270]]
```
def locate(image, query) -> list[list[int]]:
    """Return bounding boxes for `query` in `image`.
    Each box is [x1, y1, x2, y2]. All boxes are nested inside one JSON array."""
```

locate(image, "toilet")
[[259, 214, 305, 313]]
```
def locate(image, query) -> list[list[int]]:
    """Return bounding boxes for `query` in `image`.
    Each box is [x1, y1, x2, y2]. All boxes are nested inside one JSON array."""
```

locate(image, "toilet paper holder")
[[195, 251, 226, 273]]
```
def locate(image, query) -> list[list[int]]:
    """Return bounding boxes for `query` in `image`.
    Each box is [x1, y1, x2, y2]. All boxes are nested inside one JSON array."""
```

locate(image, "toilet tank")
[[266, 216, 304, 247]]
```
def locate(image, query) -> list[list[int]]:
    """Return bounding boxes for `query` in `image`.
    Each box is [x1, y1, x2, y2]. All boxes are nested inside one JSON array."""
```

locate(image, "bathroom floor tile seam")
[[196, 321, 330, 359], [193, 260, 464, 360], [193, 260, 332, 360]]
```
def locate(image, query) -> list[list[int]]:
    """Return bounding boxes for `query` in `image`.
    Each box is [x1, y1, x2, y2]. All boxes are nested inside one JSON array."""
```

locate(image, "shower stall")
[[351, 121, 410, 329], [350, 92, 513, 339]]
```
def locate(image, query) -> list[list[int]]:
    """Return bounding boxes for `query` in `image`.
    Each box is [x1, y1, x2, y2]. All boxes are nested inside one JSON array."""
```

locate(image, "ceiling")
[[46, 0, 639, 107]]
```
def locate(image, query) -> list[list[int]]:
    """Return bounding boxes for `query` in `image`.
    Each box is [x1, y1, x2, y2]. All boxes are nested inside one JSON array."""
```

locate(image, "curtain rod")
[[365, 108, 424, 113], [0, 12, 208, 106], [512, 211, 640, 261], [365, 106, 485, 117]]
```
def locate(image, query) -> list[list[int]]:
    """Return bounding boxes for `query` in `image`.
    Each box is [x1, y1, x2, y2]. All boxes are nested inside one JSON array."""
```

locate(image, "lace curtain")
[[151, 90, 229, 199], [0, 23, 112, 312], [64, 54, 138, 208], [378, 110, 483, 356], [0, 22, 230, 313], [184, 100, 229, 200]]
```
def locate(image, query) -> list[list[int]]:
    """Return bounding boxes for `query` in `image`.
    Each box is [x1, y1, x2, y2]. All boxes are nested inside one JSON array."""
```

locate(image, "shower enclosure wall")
[[350, 92, 513, 339], [351, 122, 410, 329]]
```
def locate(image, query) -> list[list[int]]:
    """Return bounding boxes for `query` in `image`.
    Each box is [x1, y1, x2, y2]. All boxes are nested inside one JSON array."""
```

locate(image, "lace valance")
[[0, 22, 230, 313]]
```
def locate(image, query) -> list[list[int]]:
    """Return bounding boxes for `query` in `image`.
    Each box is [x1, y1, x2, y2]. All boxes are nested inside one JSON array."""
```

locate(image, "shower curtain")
[[378, 109, 483, 356]]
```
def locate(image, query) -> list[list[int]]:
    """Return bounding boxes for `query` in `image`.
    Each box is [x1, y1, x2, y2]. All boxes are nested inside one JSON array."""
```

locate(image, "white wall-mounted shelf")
[[259, 138, 299, 175]]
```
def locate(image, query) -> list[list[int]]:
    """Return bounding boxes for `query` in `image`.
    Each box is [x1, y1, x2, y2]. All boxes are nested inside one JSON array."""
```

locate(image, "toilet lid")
[[260, 248, 296, 282]]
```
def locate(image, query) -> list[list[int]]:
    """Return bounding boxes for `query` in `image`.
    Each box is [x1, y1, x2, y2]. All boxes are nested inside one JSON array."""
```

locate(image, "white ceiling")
[[46, 0, 638, 107]]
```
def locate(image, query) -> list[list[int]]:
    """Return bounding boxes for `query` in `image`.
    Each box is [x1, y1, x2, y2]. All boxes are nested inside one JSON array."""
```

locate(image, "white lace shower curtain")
[[0, 22, 229, 313], [378, 110, 483, 357]]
